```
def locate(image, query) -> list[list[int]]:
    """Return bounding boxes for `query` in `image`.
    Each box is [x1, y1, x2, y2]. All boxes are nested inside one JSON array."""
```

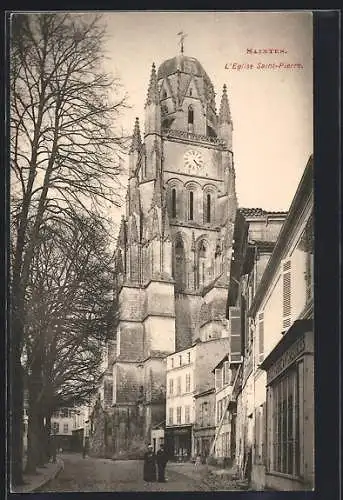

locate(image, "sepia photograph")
[[8, 10, 314, 493]]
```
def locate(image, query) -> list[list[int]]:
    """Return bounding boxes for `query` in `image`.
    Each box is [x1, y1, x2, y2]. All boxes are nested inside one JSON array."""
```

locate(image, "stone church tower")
[[92, 51, 239, 458]]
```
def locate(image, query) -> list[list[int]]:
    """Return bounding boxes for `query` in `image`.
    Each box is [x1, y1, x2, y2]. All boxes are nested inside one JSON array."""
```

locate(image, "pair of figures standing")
[[143, 444, 168, 483]]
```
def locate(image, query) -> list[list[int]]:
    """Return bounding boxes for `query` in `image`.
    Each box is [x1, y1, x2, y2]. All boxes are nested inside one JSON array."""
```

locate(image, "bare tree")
[[23, 215, 117, 473], [10, 12, 127, 485]]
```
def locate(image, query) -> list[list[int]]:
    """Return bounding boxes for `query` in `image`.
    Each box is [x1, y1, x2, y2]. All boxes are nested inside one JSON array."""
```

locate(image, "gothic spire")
[[130, 117, 142, 153], [145, 63, 159, 107], [219, 84, 232, 124]]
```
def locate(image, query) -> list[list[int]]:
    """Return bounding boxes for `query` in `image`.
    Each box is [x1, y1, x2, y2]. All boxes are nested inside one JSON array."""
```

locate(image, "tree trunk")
[[25, 364, 44, 474], [45, 413, 52, 462], [37, 413, 48, 467], [10, 322, 24, 486], [25, 403, 40, 474]]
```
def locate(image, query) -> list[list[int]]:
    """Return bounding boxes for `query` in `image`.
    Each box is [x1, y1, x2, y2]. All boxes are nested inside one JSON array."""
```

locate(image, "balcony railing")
[[162, 128, 226, 147]]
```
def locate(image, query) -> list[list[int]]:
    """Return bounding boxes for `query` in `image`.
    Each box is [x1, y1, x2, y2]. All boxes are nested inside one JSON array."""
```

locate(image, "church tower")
[[103, 44, 238, 458]]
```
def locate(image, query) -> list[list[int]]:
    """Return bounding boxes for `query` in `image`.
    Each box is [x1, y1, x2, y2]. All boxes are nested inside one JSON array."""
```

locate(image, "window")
[[168, 407, 173, 425], [197, 240, 207, 288], [189, 191, 194, 220], [189, 88, 193, 96], [177, 376, 181, 395], [173, 237, 186, 292], [215, 368, 222, 391], [163, 90, 167, 99], [185, 373, 191, 392], [185, 406, 190, 423], [52, 422, 59, 434], [223, 361, 230, 385], [179, 355, 182, 366], [269, 365, 302, 476], [60, 409, 69, 418], [258, 312, 264, 363], [188, 105, 194, 124], [206, 194, 211, 223], [63, 423, 69, 434], [171, 188, 177, 218], [187, 352, 191, 364], [177, 407, 182, 425], [203, 402, 209, 414], [217, 400, 223, 424], [171, 358, 174, 368], [169, 378, 174, 396]]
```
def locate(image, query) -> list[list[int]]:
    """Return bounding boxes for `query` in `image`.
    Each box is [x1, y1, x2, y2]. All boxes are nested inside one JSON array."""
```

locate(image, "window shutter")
[[282, 259, 292, 330], [229, 306, 242, 362], [223, 361, 230, 384], [258, 312, 264, 364], [215, 368, 221, 390]]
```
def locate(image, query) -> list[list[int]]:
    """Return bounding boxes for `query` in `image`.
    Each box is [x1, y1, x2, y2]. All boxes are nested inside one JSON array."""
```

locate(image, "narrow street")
[[40, 453, 211, 492]]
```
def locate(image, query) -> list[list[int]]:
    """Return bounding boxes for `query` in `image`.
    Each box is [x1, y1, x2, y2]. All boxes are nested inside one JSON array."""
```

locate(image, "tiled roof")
[[239, 207, 288, 217]]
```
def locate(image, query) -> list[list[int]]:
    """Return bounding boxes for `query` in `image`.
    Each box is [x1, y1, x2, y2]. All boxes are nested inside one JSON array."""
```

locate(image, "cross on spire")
[[177, 31, 188, 54]]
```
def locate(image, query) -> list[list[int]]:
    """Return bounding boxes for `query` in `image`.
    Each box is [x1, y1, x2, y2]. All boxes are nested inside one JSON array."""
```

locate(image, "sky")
[[102, 11, 313, 213]]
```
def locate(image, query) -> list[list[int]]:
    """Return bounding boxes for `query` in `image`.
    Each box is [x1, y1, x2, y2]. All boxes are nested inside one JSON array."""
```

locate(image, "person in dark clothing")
[[156, 444, 168, 482], [143, 444, 156, 482]]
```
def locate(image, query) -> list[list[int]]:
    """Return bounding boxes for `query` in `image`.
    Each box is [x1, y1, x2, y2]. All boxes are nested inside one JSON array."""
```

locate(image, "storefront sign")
[[267, 335, 306, 384], [166, 427, 191, 436]]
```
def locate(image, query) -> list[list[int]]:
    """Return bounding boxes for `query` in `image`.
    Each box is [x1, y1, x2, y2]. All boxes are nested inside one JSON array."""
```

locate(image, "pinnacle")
[[219, 84, 232, 124], [130, 117, 142, 153], [145, 62, 159, 107]]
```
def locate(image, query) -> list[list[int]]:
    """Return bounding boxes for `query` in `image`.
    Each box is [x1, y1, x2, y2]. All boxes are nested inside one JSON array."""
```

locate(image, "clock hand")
[[194, 160, 201, 167]]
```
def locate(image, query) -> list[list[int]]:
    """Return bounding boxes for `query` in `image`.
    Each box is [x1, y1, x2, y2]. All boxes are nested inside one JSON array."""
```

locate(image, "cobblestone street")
[[39, 453, 249, 492], [40, 453, 210, 492]]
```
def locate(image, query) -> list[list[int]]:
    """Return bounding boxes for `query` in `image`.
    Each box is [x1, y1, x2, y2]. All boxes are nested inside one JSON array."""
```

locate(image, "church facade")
[[90, 51, 246, 458]]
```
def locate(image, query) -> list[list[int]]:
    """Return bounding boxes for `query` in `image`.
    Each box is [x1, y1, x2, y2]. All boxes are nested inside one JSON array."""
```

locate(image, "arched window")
[[206, 194, 211, 223], [189, 191, 194, 220], [173, 237, 186, 291], [171, 188, 177, 218], [197, 240, 207, 289], [188, 105, 194, 124]]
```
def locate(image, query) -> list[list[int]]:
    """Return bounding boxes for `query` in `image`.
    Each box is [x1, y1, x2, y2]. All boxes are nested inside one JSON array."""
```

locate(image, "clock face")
[[184, 150, 204, 170]]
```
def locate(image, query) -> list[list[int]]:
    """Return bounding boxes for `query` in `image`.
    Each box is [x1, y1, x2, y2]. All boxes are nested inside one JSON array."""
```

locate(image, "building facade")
[[193, 388, 216, 462], [90, 48, 240, 458], [51, 408, 75, 450], [165, 338, 230, 461], [165, 345, 195, 460], [212, 355, 242, 467], [236, 156, 314, 490]]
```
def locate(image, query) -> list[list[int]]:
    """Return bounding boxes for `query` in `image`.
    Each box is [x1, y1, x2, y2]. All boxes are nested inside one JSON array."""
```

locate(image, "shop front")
[[193, 427, 215, 463], [260, 319, 314, 491], [165, 425, 192, 462]]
